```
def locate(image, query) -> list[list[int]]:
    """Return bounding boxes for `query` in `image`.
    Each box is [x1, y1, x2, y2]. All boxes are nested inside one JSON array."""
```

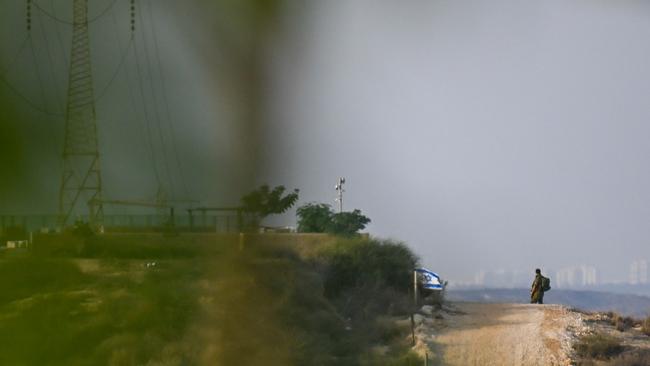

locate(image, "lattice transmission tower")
[[58, 0, 103, 226]]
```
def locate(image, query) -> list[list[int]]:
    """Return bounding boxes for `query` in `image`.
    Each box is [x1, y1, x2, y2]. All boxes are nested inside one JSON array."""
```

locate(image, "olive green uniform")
[[530, 273, 544, 304]]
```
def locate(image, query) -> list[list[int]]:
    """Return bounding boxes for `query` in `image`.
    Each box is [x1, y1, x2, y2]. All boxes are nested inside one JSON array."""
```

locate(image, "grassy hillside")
[[0, 233, 421, 365]]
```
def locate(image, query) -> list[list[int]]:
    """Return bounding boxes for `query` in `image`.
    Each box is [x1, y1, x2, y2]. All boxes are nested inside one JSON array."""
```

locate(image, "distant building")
[[629, 259, 648, 285], [555, 265, 597, 288], [470, 269, 530, 288]]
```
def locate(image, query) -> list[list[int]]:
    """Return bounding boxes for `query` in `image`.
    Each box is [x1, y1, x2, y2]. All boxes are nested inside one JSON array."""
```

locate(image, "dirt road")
[[420, 303, 580, 366]]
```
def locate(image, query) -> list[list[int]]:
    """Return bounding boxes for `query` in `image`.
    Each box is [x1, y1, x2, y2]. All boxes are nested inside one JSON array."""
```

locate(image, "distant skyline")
[[451, 257, 648, 289]]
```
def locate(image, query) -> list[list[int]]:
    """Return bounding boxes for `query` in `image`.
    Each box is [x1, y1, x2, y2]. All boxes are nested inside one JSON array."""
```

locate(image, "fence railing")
[[0, 214, 246, 233]]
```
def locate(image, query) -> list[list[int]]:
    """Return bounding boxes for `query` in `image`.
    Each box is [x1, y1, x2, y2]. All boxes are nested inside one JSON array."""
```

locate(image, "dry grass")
[[642, 316, 650, 336], [574, 333, 624, 360], [608, 312, 636, 332]]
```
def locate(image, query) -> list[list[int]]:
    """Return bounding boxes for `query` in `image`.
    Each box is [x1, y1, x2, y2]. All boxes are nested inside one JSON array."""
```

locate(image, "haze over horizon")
[[262, 0, 650, 283], [2, 1, 650, 283]]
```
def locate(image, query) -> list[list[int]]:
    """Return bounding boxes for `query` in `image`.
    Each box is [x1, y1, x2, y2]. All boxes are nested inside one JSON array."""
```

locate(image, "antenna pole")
[[335, 177, 345, 213]]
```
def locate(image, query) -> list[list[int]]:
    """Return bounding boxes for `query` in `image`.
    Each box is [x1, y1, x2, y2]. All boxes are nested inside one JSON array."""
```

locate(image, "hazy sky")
[[2, 0, 650, 282], [263, 0, 650, 282]]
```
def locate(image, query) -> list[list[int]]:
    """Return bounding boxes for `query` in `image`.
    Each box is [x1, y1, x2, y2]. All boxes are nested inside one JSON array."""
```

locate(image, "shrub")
[[297, 203, 333, 233], [642, 316, 650, 336], [612, 314, 636, 332], [328, 210, 371, 236], [320, 239, 419, 299], [574, 333, 624, 360], [297, 203, 371, 236], [241, 184, 299, 228], [606, 350, 650, 366]]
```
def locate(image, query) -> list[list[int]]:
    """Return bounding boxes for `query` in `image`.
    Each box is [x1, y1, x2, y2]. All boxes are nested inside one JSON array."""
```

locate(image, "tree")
[[328, 210, 371, 236], [296, 203, 371, 236], [296, 203, 333, 233], [241, 184, 299, 226]]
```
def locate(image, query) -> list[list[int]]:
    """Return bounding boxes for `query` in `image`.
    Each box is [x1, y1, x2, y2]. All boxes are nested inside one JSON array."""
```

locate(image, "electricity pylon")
[[58, 0, 103, 226]]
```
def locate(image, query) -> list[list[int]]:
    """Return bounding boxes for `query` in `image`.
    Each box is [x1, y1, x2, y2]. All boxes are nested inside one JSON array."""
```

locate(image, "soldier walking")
[[530, 268, 545, 304]]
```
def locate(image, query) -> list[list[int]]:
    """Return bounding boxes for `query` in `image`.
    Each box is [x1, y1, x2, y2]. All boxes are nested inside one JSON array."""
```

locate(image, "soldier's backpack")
[[542, 276, 551, 292]]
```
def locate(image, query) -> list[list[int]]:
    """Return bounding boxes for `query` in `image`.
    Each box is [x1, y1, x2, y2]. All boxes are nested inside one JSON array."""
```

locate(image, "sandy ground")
[[416, 303, 580, 366]]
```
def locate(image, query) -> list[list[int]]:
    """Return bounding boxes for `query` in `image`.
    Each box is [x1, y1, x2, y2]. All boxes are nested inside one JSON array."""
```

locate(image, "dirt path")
[[422, 303, 579, 366]]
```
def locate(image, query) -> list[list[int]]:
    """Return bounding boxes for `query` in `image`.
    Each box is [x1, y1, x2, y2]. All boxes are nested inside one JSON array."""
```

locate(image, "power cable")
[[108, 6, 161, 187], [145, 0, 189, 200], [135, 0, 175, 199], [1, 36, 29, 76], [0, 75, 64, 117], [132, 24, 164, 188], [32, 0, 118, 26], [95, 38, 134, 102], [28, 36, 49, 113], [36, 6, 65, 114], [50, 0, 69, 67], [0, 34, 63, 117]]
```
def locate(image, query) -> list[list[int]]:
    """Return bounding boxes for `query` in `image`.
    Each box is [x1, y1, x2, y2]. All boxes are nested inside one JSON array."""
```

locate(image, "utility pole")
[[335, 177, 345, 213], [58, 0, 103, 227]]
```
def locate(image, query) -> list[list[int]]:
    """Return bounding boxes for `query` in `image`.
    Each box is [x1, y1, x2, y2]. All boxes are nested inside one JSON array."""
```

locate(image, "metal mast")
[[58, 0, 103, 226], [335, 177, 345, 213]]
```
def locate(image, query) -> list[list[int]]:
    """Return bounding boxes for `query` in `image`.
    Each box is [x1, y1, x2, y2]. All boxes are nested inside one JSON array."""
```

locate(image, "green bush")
[[643, 316, 650, 336], [319, 238, 418, 299], [297, 203, 333, 233], [297, 203, 371, 236], [574, 333, 624, 360]]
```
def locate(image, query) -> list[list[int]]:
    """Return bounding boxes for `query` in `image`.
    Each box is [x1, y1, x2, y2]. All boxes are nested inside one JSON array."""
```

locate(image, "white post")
[[413, 270, 419, 307], [335, 177, 345, 213]]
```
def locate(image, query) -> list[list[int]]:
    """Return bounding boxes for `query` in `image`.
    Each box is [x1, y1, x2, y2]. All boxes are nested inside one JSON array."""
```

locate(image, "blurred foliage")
[[318, 238, 419, 316], [297, 203, 371, 236], [329, 210, 371, 236], [1, 225, 27, 241], [241, 184, 299, 226], [33, 233, 228, 259], [297, 202, 333, 233], [0, 256, 202, 365], [0, 233, 421, 365]]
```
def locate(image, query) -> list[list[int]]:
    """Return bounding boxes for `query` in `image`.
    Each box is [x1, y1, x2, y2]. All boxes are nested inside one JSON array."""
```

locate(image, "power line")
[[0, 75, 64, 117], [35, 6, 65, 114], [28, 36, 50, 115], [145, 0, 189, 199], [50, 0, 69, 67], [109, 5, 161, 187], [32, 0, 118, 25], [1, 36, 29, 76], [95, 38, 134, 102], [132, 25, 164, 188], [0, 35, 63, 117], [135, 0, 175, 199]]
